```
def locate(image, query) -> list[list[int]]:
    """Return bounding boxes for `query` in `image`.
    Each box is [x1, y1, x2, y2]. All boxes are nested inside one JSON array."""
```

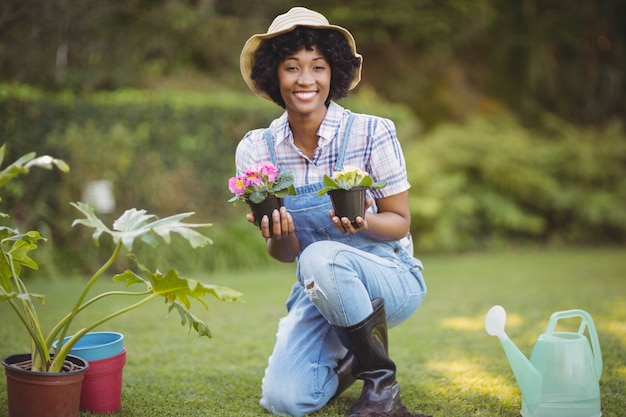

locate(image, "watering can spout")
[[485, 306, 542, 413], [498, 332, 543, 412]]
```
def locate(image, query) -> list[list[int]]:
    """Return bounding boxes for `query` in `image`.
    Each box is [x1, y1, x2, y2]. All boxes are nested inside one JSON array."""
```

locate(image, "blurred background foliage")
[[1, 0, 625, 274]]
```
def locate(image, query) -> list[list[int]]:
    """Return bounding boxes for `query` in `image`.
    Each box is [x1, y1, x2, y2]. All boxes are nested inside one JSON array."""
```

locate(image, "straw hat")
[[240, 7, 363, 101]]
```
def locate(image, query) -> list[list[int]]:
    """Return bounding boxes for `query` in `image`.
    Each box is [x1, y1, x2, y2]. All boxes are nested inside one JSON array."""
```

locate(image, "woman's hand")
[[330, 192, 411, 240], [247, 206, 295, 239], [329, 198, 373, 234], [248, 206, 300, 262]]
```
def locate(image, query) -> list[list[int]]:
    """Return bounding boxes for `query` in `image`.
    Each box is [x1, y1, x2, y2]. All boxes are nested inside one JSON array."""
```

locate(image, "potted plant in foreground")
[[228, 162, 296, 229], [317, 165, 387, 227], [0, 145, 242, 417]]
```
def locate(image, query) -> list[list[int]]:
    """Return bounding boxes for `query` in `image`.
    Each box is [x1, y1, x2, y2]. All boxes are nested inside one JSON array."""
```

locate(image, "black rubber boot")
[[333, 298, 402, 416], [332, 352, 356, 399]]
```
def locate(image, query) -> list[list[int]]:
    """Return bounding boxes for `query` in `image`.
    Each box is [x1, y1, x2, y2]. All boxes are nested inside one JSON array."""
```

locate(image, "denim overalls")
[[258, 112, 426, 417]]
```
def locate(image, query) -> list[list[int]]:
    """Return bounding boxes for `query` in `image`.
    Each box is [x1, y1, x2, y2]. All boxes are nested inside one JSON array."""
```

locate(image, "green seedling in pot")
[[317, 165, 386, 196]]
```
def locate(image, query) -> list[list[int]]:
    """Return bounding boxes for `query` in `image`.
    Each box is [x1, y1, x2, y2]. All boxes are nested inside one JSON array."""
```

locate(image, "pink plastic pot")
[[80, 348, 126, 413]]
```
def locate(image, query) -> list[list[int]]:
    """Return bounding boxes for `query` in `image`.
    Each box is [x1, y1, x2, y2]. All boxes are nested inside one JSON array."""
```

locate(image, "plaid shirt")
[[235, 101, 410, 199]]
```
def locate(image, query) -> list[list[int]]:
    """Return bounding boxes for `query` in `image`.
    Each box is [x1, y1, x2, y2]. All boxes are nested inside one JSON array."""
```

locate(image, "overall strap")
[[334, 112, 355, 172], [263, 128, 280, 167]]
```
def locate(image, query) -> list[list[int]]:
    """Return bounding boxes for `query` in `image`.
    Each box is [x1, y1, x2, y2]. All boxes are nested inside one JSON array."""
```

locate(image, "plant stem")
[[54, 240, 124, 358], [5, 298, 48, 364], [45, 289, 151, 350], [76, 241, 124, 310], [2, 249, 50, 371], [50, 293, 158, 372]]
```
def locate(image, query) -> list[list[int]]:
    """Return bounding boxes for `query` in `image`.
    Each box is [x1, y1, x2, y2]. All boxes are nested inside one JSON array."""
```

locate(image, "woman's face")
[[277, 45, 331, 117]]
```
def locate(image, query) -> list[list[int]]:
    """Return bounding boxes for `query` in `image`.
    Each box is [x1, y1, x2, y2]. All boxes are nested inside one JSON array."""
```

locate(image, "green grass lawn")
[[1, 246, 625, 416]]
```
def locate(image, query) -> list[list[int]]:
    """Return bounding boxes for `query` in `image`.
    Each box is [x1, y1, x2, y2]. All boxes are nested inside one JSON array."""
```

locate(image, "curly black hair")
[[250, 26, 361, 108]]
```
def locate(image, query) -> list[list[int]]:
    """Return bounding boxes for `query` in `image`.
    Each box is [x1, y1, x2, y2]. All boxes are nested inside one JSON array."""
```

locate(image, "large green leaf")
[[6, 236, 43, 270], [146, 268, 242, 307], [71, 202, 213, 251], [113, 262, 242, 338], [169, 301, 212, 338], [70, 202, 112, 245], [0, 230, 45, 291], [112, 269, 149, 288], [0, 144, 69, 189]]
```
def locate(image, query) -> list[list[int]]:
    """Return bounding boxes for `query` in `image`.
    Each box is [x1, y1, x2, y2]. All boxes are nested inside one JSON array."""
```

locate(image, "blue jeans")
[[259, 240, 426, 416]]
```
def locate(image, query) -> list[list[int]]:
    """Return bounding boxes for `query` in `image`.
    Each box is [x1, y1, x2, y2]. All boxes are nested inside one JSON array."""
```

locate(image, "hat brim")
[[240, 23, 363, 102]]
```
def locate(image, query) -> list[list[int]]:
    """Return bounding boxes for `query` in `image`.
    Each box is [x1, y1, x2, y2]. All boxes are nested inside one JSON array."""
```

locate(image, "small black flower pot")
[[248, 196, 283, 230], [328, 187, 367, 227]]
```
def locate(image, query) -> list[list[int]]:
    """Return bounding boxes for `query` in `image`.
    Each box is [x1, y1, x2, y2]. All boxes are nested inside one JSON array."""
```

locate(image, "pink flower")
[[228, 175, 247, 196], [258, 162, 280, 183], [246, 162, 279, 184], [228, 161, 295, 205], [246, 173, 262, 186]]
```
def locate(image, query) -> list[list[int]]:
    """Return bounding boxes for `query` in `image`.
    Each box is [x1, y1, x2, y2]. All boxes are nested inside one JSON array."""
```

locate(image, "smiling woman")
[[233, 7, 427, 417]]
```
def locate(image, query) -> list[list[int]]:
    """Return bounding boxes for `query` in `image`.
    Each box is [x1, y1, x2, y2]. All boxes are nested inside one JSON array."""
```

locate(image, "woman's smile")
[[294, 91, 318, 100]]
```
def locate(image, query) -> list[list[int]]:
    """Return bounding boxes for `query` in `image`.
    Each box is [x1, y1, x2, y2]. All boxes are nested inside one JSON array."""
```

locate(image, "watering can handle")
[[546, 309, 603, 379]]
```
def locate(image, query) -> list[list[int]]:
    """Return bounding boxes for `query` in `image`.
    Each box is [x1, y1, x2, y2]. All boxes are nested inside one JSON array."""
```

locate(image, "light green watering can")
[[485, 306, 602, 417]]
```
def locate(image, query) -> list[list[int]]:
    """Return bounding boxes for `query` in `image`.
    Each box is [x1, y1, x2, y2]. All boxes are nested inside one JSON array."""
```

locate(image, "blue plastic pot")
[[53, 331, 124, 362]]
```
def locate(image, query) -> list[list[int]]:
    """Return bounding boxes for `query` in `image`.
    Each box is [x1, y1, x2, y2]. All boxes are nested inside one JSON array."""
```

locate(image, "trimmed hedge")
[[1, 84, 624, 272], [1, 85, 283, 272]]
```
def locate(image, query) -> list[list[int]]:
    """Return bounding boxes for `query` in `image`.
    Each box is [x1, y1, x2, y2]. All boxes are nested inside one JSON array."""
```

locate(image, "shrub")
[[3, 84, 624, 266], [405, 114, 626, 250]]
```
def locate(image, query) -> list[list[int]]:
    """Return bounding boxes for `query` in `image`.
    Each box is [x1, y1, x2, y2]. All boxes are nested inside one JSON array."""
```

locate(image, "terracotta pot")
[[329, 187, 367, 227], [248, 196, 283, 230], [2, 353, 88, 417]]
